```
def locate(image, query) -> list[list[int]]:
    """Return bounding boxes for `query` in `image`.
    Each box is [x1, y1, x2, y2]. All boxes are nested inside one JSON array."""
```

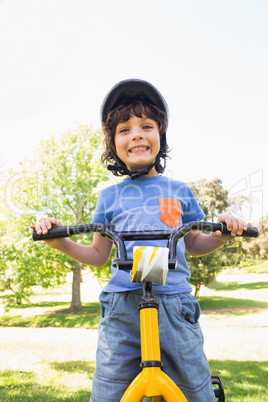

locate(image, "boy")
[[31, 79, 247, 401]]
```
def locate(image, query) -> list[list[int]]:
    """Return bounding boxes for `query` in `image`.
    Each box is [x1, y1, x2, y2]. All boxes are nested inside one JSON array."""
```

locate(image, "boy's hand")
[[30, 217, 64, 248], [213, 214, 247, 240], [30, 217, 63, 235]]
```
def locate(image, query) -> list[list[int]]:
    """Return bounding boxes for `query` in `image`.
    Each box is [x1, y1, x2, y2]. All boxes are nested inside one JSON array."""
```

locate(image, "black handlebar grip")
[[32, 226, 71, 241], [220, 222, 259, 238]]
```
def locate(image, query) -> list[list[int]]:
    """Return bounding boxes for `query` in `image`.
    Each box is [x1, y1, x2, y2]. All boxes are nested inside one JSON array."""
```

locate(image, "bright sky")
[[0, 0, 267, 222]]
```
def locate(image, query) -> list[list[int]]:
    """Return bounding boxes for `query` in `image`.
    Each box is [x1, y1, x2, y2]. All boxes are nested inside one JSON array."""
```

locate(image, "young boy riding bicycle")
[[31, 79, 247, 401]]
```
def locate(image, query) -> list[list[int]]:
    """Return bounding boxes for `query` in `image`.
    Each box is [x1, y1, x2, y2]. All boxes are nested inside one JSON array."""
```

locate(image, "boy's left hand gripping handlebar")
[[32, 224, 103, 242], [32, 226, 71, 241]]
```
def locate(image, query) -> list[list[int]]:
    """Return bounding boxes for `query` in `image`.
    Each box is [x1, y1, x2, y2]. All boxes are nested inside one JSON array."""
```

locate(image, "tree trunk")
[[70, 261, 83, 310], [194, 283, 201, 299]]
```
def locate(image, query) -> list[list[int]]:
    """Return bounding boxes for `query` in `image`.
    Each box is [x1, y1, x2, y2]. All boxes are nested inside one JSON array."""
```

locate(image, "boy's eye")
[[143, 125, 153, 129], [119, 128, 129, 134]]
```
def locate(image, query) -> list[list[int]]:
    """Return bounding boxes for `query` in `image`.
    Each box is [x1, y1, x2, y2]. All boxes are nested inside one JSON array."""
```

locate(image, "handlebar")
[[32, 222, 259, 270]]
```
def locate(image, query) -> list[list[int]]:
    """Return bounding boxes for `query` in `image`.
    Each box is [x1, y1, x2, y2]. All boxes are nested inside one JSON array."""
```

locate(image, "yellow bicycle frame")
[[121, 282, 187, 402]]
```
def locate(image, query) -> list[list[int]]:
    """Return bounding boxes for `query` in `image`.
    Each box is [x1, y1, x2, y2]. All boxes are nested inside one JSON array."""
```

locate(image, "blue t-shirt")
[[91, 175, 205, 294]]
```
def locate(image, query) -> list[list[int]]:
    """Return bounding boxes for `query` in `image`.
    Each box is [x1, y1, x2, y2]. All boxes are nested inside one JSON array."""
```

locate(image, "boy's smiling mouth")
[[129, 146, 149, 153]]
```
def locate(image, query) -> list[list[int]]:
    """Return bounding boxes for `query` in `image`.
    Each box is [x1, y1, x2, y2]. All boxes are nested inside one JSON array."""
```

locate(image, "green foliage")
[[188, 178, 228, 221], [220, 217, 268, 269], [187, 178, 230, 296], [242, 216, 268, 260], [0, 124, 112, 310], [0, 212, 72, 310], [186, 179, 267, 296], [187, 248, 224, 296]]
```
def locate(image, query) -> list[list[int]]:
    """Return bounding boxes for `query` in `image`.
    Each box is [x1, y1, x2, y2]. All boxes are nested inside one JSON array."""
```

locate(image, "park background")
[[0, 0, 267, 400]]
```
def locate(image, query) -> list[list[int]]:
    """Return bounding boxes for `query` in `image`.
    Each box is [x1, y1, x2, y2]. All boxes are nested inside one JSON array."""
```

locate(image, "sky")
[[0, 0, 267, 222]]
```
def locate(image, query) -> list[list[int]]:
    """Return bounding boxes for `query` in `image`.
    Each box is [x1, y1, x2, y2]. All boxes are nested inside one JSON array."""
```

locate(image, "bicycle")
[[33, 221, 258, 401]]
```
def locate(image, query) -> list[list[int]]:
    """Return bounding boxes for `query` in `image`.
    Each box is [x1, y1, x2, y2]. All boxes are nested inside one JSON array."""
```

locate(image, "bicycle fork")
[[121, 282, 187, 402]]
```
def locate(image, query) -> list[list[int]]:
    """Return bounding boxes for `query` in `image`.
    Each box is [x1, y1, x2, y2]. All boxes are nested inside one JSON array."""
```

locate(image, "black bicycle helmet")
[[100, 78, 169, 179]]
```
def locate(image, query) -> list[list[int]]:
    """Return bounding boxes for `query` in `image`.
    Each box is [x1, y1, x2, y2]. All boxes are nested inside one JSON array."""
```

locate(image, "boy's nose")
[[131, 128, 144, 140]]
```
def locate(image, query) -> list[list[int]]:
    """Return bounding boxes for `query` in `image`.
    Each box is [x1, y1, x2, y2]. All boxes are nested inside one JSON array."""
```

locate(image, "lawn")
[[0, 268, 267, 401], [0, 301, 100, 329], [199, 295, 268, 313], [0, 359, 266, 401], [0, 365, 95, 401], [209, 360, 267, 401]]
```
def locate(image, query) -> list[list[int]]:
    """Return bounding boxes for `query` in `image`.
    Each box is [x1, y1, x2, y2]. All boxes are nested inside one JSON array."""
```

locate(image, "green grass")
[[0, 301, 100, 328], [0, 313, 100, 328], [210, 360, 268, 401], [0, 361, 95, 401], [0, 269, 267, 400], [0, 360, 267, 401], [2, 296, 266, 327], [207, 280, 268, 292], [243, 260, 268, 274], [199, 296, 268, 312], [224, 260, 268, 274], [0, 298, 100, 312], [0, 300, 69, 310], [8, 300, 101, 313], [1, 286, 267, 326]]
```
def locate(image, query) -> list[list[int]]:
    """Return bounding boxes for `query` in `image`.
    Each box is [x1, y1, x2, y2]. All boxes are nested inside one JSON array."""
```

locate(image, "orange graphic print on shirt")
[[159, 198, 182, 228]]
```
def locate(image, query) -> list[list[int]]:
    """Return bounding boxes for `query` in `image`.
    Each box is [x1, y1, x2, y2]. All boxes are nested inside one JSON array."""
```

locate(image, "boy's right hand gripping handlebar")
[[32, 221, 259, 270]]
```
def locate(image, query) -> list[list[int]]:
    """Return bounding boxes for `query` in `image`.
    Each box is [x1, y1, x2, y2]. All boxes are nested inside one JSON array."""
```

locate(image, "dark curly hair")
[[101, 99, 170, 176]]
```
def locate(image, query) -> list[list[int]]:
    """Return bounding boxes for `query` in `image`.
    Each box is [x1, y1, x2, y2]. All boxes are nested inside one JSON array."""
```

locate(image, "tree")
[[0, 213, 72, 307], [186, 178, 229, 297], [189, 178, 228, 221], [187, 249, 223, 297], [242, 216, 268, 260], [228, 194, 250, 218], [0, 124, 112, 310]]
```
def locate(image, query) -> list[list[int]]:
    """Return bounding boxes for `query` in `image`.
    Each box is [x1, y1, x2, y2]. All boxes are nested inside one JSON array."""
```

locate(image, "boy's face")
[[114, 115, 160, 176]]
